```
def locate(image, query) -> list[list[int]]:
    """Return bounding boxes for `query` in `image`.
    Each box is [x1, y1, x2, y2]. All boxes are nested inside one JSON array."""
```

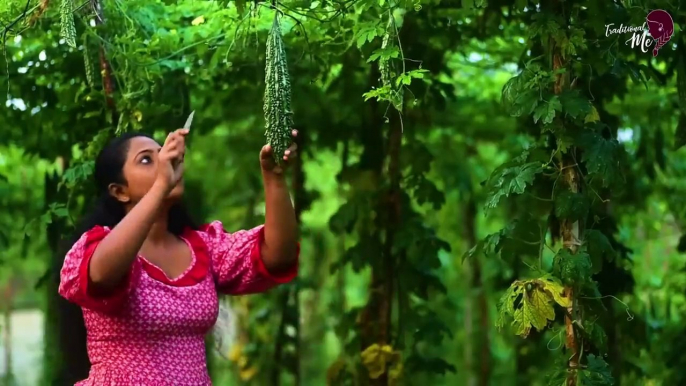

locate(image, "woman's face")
[[113, 136, 184, 206]]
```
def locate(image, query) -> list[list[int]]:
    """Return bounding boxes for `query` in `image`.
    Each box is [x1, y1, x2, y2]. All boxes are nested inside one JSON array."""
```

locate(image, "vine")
[[476, 2, 639, 385]]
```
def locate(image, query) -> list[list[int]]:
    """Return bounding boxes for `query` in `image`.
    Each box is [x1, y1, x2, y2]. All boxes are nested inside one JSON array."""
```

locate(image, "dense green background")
[[0, 0, 685, 385]]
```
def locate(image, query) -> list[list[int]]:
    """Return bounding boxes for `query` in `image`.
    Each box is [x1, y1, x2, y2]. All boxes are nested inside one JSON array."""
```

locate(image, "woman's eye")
[[141, 155, 152, 164]]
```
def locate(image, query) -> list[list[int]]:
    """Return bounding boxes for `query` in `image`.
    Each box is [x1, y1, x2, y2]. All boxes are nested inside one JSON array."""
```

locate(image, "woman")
[[58, 128, 300, 385]]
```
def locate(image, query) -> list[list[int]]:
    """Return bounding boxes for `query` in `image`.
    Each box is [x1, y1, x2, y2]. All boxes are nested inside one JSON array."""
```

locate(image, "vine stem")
[[91, 0, 118, 126], [548, 1, 581, 385]]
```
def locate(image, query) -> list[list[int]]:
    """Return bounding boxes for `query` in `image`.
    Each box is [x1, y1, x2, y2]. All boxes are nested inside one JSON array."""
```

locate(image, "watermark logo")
[[605, 9, 674, 57]]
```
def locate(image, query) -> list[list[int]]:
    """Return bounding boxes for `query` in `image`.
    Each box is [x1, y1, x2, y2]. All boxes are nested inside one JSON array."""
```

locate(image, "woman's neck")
[[146, 214, 171, 244]]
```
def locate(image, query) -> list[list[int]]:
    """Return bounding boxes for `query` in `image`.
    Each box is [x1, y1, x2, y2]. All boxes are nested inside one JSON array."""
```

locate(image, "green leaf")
[[407, 174, 445, 209], [529, 16, 562, 45], [501, 74, 540, 117], [533, 96, 562, 124], [461, 0, 474, 8], [463, 231, 502, 262], [338, 234, 382, 273], [463, 218, 541, 264], [395, 69, 429, 87], [554, 190, 590, 222], [362, 87, 390, 102], [354, 23, 380, 48], [585, 105, 600, 123], [367, 46, 400, 63], [497, 215, 542, 260], [398, 217, 451, 269], [403, 267, 447, 300], [559, 90, 591, 119], [52, 207, 70, 218], [578, 131, 626, 188], [496, 276, 571, 338], [409, 311, 453, 345], [485, 162, 543, 209], [561, 27, 587, 58], [328, 201, 358, 234], [581, 320, 608, 354], [553, 249, 592, 286], [584, 230, 616, 274], [579, 354, 614, 385]]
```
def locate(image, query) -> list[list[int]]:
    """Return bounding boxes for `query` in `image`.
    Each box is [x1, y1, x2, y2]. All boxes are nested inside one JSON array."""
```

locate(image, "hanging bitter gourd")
[[263, 12, 294, 165], [375, 10, 405, 131], [379, 12, 403, 113], [59, 0, 77, 48], [83, 36, 96, 88]]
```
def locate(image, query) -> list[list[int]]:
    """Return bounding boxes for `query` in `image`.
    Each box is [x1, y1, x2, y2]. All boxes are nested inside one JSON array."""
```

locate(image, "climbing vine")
[[1, 0, 683, 385]]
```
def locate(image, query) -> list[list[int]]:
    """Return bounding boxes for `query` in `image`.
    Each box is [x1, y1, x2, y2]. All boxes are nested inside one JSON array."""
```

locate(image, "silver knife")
[[183, 111, 195, 130]]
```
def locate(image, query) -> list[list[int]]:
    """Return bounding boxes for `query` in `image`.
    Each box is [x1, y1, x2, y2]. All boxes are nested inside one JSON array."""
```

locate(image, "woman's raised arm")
[[257, 133, 300, 273], [88, 181, 168, 290], [89, 129, 187, 291]]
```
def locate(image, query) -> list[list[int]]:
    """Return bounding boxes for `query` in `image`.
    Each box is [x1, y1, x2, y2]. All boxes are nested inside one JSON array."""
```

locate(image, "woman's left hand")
[[260, 129, 298, 175]]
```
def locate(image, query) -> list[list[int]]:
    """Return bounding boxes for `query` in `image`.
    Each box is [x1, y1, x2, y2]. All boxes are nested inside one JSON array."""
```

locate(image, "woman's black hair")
[[70, 131, 198, 243]]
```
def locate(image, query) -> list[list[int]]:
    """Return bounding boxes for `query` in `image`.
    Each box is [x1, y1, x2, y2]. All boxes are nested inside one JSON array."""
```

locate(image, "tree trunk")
[[463, 259, 475, 386], [42, 169, 91, 385], [358, 58, 388, 386], [93, 0, 118, 126], [335, 140, 350, 314], [463, 141, 491, 386], [377, 89, 403, 386], [465, 196, 491, 386]]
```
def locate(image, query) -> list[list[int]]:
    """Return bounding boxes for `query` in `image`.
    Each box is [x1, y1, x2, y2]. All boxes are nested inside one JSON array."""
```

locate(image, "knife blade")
[[183, 111, 195, 130]]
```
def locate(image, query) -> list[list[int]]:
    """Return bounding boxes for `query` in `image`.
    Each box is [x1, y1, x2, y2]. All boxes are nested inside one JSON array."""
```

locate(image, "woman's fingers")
[[283, 141, 298, 161], [164, 129, 189, 147], [163, 130, 187, 159]]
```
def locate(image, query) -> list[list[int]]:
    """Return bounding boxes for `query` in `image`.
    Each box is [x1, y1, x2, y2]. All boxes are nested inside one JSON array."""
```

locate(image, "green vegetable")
[[263, 12, 294, 164], [83, 36, 95, 88], [379, 12, 403, 113], [60, 0, 77, 48]]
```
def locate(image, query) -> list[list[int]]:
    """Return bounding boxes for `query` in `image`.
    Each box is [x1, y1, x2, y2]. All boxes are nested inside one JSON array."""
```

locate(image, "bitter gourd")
[[379, 12, 403, 113], [83, 36, 95, 88], [59, 0, 77, 48], [263, 12, 294, 165]]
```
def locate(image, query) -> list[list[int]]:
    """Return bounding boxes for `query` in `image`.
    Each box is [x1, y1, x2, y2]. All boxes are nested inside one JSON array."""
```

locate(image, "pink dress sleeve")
[[58, 226, 138, 314], [199, 221, 299, 295]]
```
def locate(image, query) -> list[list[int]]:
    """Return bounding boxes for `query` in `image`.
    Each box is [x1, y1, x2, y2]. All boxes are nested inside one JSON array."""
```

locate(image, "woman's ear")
[[108, 183, 131, 204]]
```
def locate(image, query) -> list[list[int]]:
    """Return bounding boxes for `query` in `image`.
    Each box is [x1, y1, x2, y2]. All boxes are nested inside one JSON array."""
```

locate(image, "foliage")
[[0, 0, 684, 385], [496, 276, 570, 338]]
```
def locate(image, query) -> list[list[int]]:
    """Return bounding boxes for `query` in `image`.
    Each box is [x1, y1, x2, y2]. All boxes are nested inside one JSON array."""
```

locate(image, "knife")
[[183, 110, 195, 130]]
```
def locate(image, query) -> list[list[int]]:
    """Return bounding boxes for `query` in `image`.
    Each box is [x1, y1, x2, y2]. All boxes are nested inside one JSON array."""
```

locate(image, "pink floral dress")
[[58, 221, 299, 385]]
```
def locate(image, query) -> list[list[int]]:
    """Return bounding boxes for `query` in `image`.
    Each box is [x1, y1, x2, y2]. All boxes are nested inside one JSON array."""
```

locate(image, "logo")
[[604, 9, 674, 57]]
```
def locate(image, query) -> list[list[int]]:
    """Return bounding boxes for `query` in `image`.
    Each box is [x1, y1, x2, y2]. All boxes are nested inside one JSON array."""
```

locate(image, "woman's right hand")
[[156, 128, 189, 192]]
